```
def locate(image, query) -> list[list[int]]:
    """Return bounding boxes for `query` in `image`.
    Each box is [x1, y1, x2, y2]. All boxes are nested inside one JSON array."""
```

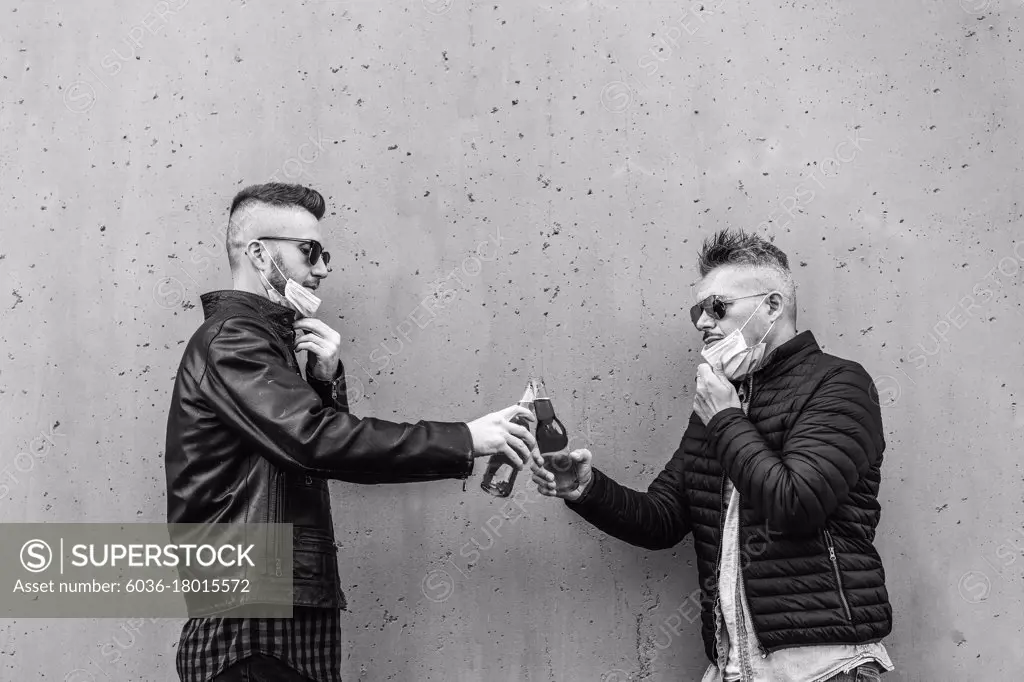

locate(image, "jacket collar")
[[200, 289, 297, 343], [755, 329, 820, 380]]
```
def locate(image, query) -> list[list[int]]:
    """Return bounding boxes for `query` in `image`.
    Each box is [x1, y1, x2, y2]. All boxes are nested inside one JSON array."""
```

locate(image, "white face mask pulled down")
[[251, 240, 322, 318], [700, 293, 776, 381]]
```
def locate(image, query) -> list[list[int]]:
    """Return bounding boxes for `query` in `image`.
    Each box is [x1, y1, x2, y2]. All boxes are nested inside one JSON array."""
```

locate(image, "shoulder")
[[204, 314, 284, 356], [817, 352, 874, 385], [809, 353, 880, 410], [189, 314, 286, 377], [182, 313, 272, 352]]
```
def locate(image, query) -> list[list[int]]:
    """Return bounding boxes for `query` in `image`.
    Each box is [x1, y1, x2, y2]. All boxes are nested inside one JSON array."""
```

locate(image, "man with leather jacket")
[[531, 229, 895, 682], [165, 182, 536, 682]]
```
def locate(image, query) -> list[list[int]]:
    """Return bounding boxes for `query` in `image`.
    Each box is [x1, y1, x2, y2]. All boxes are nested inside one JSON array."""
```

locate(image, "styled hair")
[[697, 228, 797, 319], [225, 183, 326, 270], [228, 182, 326, 221], [697, 228, 790, 277]]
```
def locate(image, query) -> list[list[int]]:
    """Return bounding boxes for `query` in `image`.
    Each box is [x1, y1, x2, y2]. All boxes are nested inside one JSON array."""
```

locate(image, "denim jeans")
[[210, 654, 316, 682], [824, 662, 885, 682]]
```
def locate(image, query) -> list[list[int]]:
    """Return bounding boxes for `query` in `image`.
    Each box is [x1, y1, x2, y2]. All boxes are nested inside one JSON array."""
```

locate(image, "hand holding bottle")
[[532, 448, 593, 502], [467, 404, 536, 465]]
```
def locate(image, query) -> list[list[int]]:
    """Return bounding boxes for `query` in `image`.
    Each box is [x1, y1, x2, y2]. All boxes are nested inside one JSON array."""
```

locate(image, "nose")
[[311, 257, 330, 278], [695, 310, 716, 332]]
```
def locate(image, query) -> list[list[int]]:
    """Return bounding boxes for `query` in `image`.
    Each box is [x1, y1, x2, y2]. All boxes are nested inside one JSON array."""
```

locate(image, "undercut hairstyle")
[[225, 183, 326, 270], [697, 228, 797, 321]]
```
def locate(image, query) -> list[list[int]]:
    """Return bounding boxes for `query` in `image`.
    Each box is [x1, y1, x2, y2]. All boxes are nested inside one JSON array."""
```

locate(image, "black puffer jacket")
[[567, 331, 892, 662]]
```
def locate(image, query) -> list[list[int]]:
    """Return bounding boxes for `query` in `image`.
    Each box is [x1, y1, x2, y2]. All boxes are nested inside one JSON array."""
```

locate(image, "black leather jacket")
[[165, 290, 474, 615]]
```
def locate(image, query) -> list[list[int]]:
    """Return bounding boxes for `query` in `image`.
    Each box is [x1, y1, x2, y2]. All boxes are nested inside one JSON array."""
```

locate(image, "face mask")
[[700, 293, 776, 381], [252, 241, 322, 318]]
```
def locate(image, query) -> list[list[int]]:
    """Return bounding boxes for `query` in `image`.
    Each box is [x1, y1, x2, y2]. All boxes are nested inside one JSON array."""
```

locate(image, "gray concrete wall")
[[2, 0, 1022, 680]]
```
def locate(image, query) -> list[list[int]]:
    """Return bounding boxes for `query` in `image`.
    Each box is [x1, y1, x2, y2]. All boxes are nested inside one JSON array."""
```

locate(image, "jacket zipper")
[[271, 352, 303, 579], [736, 375, 768, 659], [276, 472, 285, 577], [737, 566, 768, 659], [266, 469, 283, 577], [823, 528, 853, 622], [712, 472, 727, 660], [265, 471, 277, 577]]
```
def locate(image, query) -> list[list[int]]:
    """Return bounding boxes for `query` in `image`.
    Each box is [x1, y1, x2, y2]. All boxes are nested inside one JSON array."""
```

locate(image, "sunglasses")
[[257, 237, 331, 266], [689, 292, 768, 326]]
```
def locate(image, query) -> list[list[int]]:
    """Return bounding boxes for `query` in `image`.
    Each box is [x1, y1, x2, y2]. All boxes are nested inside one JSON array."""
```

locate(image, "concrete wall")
[[2, 0, 1022, 680]]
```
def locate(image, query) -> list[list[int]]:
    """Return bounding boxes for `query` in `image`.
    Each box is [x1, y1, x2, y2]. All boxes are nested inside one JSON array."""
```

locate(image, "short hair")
[[697, 228, 797, 319], [225, 183, 326, 270]]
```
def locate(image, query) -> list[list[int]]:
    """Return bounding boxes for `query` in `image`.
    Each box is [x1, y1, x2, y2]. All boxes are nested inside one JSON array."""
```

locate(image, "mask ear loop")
[[756, 292, 781, 345], [247, 239, 293, 280], [267, 249, 290, 281], [247, 240, 278, 292], [738, 292, 772, 334], [247, 239, 269, 266]]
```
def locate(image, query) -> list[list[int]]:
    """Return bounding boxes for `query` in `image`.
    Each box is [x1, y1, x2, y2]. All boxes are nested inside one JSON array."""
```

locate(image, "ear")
[[245, 239, 269, 268], [766, 291, 785, 321]]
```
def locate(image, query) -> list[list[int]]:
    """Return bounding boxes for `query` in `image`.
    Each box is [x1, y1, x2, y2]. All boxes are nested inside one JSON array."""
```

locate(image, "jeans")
[[210, 654, 316, 682], [825, 662, 885, 682]]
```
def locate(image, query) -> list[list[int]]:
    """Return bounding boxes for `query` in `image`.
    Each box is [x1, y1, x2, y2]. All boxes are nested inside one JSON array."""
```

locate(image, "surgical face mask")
[[700, 293, 776, 381], [252, 241, 322, 318]]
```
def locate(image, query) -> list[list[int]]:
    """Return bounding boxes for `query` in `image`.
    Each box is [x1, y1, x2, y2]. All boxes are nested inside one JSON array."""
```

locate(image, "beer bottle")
[[480, 378, 538, 498], [533, 380, 578, 494]]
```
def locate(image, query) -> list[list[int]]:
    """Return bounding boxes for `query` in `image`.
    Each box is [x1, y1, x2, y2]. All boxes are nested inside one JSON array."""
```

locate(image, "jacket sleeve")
[[563, 441, 692, 551], [200, 315, 474, 483], [706, 365, 884, 534], [305, 356, 352, 413]]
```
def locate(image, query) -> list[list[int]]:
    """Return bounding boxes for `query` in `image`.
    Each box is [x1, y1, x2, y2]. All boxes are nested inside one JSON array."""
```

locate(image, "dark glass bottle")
[[533, 389, 578, 494]]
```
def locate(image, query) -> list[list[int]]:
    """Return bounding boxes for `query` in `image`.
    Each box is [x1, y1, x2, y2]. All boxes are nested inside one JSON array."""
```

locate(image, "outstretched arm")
[[531, 444, 692, 551], [203, 316, 534, 483]]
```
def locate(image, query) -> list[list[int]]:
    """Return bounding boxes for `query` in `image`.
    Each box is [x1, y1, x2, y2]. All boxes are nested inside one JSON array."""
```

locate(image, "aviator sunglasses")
[[257, 237, 331, 267], [689, 292, 768, 326]]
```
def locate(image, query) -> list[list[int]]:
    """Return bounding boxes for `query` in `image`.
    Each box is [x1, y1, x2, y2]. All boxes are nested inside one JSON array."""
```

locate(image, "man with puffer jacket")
[[531, 228, 895, 682]]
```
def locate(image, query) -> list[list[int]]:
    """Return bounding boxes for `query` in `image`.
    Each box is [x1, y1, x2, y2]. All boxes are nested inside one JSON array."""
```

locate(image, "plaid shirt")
[[176, 607, 343, 682]]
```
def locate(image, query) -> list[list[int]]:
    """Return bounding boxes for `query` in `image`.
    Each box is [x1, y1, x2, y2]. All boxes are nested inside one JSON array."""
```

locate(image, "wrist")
[[568, 471, 595, 503], [309, 359, 342, 382], [460, 423, 476, 461], [706, 405, 743, 431]]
